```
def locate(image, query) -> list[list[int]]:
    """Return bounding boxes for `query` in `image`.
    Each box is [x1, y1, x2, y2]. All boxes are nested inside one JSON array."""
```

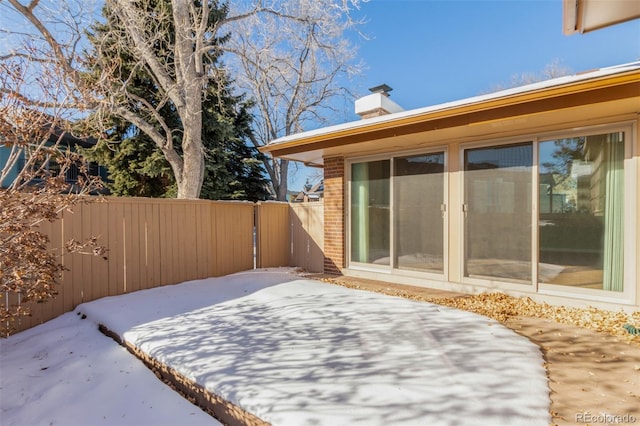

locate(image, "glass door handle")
[[462, 203, 469, 218], [441, 204, 447, 218]]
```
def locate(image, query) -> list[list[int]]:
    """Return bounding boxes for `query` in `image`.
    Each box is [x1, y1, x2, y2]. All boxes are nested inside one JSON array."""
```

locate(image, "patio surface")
[[79, 269, 550, 426], [314, 274, 640, 426]]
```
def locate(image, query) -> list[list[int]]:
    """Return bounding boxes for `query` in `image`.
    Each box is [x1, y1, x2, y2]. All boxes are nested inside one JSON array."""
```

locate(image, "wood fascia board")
[[261, 71, 640, 158]]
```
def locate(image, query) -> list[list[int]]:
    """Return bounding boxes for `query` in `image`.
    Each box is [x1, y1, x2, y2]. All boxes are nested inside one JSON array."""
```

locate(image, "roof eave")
[[260, 68, 640, 160]]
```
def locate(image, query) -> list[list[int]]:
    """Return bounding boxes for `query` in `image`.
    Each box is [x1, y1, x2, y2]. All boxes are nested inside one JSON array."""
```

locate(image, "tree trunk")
[[276, 158, 289, 201], [176, 105, 204, 199], [176, 137, 204, 199]]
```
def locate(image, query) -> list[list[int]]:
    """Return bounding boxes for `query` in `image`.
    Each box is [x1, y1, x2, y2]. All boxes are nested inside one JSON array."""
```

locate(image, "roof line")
[[261, 63, 640, 155]]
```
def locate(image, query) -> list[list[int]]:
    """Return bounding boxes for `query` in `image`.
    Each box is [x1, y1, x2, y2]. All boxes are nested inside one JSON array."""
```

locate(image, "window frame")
[[535, 123, 636, 303], [459, 137, 537, 291], [346, 146, 449, 280], [343, 121, 636, 305]]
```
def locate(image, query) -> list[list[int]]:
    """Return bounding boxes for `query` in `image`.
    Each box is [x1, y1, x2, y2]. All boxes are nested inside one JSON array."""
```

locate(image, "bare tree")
[[3, 0, 365, 199], [86, 0, 216, 199], [223, 0, 366, 200], [0, 54, 105, 336], [3, 0, 219, 198], [483, 59, 573, 94]]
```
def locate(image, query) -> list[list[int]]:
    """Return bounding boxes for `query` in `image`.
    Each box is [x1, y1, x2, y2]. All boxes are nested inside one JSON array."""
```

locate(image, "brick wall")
[[323, 156, 345, 274]]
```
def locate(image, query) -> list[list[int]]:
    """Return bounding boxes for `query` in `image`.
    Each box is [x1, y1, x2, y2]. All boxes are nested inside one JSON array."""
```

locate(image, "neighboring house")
[[292, 180, 324, 203], [261, 62, 640, 311], [285, 190, 299, 202], [0, 125, 107, 190]]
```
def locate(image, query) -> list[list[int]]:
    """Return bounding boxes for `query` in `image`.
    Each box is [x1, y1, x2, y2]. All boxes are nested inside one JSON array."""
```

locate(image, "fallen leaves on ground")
[[318, 277, 640, 345]]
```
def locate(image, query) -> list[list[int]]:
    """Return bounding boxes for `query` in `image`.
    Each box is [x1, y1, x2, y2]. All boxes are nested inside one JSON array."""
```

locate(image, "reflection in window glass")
[[464, 143, 533, 283], [351, 160, 390, 265], [538, 132, 624, 291], [394, 153, 445, 272]]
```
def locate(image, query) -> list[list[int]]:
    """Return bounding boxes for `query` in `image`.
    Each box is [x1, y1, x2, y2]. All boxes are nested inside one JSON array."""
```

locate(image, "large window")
[[394, 153, 445, 272], [539, 132, 625, 292], [464, 143, 533, 283], [348, 125, 630, 299], [350, 152, 446, 272]]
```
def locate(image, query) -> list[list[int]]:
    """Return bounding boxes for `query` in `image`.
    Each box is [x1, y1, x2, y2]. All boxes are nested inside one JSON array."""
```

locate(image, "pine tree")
[[82, 0, 270, 201], [200, 97, 271, 201]]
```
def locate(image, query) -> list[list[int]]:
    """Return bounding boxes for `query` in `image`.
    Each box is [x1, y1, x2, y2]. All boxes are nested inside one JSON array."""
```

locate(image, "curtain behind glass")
[[603, 133, 624, 291], [350, 160, 390, 265]]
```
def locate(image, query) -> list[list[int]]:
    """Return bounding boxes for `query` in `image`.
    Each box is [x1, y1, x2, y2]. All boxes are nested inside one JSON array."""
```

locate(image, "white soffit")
[[564, 0, 640, 34]]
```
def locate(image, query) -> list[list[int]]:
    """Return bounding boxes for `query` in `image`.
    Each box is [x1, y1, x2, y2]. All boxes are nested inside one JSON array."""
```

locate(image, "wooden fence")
[[290, 202, 324, 273], [256, 202, 290, 269], [4, 197, 324, 334]]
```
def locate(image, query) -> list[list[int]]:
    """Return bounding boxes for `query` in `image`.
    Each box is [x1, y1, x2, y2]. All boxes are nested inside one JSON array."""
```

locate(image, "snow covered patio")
[[1, 269, 550, 425]]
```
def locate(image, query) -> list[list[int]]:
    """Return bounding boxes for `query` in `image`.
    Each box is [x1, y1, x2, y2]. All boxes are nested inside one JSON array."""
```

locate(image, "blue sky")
[[1, 0, 637, 193], [288, 0, 640, 190], [350, 0, 640, 111]]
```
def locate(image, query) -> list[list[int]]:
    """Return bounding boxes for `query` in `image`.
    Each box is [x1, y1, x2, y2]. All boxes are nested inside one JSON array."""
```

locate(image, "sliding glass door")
[[349, 152, 446, 273], [464, 143, 533, 283], [349, 126, 629, 298], [394, 153, 445, 273], [538, 132, 625, 291]]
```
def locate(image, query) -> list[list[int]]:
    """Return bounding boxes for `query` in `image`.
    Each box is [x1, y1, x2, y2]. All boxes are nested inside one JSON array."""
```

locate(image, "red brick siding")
[[323, 156, 345, 274]]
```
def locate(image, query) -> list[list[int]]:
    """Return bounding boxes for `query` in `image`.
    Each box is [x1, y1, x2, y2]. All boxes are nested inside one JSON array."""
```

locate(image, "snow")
[[0, 311, 217, 426], [1, 269, 550, 425]]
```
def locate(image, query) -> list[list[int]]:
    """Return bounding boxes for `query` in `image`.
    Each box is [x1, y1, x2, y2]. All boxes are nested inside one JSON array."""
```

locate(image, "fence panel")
[[290, 202, 325, 273], [5, 197, 256, 334], [306, 202, 324, 273], [88, 202, 110, 301], [213, 201, 255, 276], [5, 197, 328, 335], [256, 202, 290, 268]]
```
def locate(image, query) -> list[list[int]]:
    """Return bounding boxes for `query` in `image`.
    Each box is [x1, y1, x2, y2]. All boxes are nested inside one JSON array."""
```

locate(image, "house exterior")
[[293, 180, 324, 203], [0, 127, 107, 190], [261, 62, 640, 311], [563, 0, 640, 35]]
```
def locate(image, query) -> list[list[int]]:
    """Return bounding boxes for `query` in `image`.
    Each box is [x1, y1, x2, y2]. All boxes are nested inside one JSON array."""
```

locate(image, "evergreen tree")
[[82, 0, 270, 201], [200, 98, 272, 201]]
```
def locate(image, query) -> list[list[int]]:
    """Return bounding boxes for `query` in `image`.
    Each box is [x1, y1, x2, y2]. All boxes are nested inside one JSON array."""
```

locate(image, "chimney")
[[355, 84, 404, 119]]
